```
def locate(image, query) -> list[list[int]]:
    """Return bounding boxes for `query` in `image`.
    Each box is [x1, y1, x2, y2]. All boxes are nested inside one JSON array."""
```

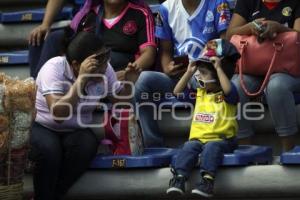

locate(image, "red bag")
[[230, 32, 300, 97], [102, 109, 144, 156]]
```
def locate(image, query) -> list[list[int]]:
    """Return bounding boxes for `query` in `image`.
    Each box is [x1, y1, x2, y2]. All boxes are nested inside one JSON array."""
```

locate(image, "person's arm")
[[210, 57, 231, 95], [173, 62, 197, 96], [28, 0, 65, 46], [132, 7, 157, 72], [45, 54, 99, 121], [226, 14, 265, 40], [159, 39, 186, 77], [45, 78, 84, 120], [160, 39, 173, 73], [294, 18, 300, 32], [127, 46, 156, 72]]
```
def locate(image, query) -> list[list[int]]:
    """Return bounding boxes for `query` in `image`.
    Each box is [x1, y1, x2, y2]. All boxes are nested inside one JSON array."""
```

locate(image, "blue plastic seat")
[[0, 7, 73, 23], [0, 51, 28, 65], [280, 146, 300, 164], [171, 145, 272, 167], [222, 145, 272, 166], [90, 148, 178, 169]]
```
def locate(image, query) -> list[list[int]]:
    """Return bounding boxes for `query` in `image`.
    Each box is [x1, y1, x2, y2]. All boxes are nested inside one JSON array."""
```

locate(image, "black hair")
[[64, 31, 105, 64], [197, 58, 237, 84]]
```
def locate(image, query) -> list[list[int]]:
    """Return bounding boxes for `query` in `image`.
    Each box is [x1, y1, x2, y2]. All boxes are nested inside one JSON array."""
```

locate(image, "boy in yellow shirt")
[[166, 39, 240, 198]]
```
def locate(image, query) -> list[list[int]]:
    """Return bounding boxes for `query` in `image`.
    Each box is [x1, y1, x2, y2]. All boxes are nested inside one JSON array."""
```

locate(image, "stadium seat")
[[0, 0, 46, 5], [0, 50, 30, 78], [90, 148, 178, 168], [0, 50, 28, 65], [0, 20, 70, 47], [0, 7, 73, 23], [222, 145, 273, 166], [280, 146, 300, 164], [171, 145, 273, 167]]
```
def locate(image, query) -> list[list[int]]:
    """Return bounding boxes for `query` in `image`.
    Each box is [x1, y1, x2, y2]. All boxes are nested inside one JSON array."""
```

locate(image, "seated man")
[[134, 0, 231, 147]]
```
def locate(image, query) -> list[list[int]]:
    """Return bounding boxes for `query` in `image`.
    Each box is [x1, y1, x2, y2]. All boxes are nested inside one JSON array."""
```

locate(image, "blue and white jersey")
[[155, 0, 231, 61]]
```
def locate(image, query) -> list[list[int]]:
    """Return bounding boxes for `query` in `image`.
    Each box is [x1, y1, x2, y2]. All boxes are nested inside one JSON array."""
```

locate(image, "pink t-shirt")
[[35, 56, 122, 131]]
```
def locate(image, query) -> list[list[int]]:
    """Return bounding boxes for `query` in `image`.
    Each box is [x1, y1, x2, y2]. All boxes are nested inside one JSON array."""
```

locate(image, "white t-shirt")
[[35, 56, 122, 131]]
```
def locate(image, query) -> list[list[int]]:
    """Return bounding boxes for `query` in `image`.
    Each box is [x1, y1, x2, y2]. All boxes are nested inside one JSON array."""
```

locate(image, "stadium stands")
[[1, 0, 300, 199]]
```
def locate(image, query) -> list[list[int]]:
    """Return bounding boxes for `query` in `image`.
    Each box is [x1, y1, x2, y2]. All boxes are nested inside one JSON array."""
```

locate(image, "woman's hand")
[[28, 24, 51, 46], [249, 18, 266, 36], [79, 54, 99, 76], [260, 21, 281, 39]]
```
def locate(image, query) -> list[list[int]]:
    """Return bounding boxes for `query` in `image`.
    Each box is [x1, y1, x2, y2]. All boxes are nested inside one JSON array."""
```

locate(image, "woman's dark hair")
[[64, 30, 104, 63]]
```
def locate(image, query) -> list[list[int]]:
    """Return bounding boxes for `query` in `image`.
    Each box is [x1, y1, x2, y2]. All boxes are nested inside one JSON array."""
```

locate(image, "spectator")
[[134, 0, 231, 147], [226, 0, 300, 151], [28, 0, 156, 80], [30, 32, 134, 200], [166, 39, 240, 198]]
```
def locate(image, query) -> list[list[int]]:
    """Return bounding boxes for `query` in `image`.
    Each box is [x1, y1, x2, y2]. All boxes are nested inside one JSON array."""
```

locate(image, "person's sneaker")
[[166, 168, 185, 196], [191, 176, 214, 198]]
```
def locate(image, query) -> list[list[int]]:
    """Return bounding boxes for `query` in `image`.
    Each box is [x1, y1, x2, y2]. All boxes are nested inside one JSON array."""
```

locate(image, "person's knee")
[[135, 71, 154, 88], [266, 76, 289, 97], [203, 142, 222, 153], [30, 141, 62, 166], [135, 71, 158, 100], [71, 131, 98, 158], [182, 140, 202, 152]]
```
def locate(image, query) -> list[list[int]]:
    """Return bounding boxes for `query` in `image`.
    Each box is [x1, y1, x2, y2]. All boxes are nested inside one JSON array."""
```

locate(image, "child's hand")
[[209, 57, 222, 70], [187, 61, 197, 75]]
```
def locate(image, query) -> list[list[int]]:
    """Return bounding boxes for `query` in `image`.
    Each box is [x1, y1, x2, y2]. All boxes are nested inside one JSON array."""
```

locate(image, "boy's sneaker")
[[166, 168, 185, 196], [191, 176, 214, 198]]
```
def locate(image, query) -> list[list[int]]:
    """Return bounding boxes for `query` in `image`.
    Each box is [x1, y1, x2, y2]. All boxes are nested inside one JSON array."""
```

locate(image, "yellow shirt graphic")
[[189, 88, 238, 143]]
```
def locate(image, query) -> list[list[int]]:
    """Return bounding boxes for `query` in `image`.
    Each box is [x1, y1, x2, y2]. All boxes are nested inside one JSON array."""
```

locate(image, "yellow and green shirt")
[[189, 83, 239, 143]]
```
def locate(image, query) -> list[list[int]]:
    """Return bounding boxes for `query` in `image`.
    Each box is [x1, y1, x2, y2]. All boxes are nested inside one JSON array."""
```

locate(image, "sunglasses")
[[194, 76, 216, 88]]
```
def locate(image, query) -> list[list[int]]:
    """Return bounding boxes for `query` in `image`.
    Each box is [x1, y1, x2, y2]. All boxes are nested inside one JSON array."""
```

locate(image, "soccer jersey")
[[189, 83, 239, 143], [234, 0, 300, 28], [76, 2, 156, 69], [155, 0, 231, 61]]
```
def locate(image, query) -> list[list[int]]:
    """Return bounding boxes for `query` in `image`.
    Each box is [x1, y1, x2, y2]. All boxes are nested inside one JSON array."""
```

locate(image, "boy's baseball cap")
[[197, 39, 240, 64], [196, 39, 241, 79]]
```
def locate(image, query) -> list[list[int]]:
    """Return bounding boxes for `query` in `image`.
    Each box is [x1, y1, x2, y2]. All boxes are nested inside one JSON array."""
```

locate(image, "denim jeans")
[[29, 122, 98, 200], [134, 71, 179, 147], [232, 73, 300, 138], [29, 29, 65, 79], [174, 139, 237, 178]]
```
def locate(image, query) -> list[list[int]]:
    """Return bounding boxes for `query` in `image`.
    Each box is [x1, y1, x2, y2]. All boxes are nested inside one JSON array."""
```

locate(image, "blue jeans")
[[232, 73, 300, 138], [134, 71, 178, 147], [29, 29, 65, 78], [174, 139, 237, 178], [29, 122, 98, 200]]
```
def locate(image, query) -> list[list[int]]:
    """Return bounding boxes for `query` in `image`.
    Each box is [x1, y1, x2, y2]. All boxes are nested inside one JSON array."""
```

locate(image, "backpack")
[[102, 109, 144, 156]]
